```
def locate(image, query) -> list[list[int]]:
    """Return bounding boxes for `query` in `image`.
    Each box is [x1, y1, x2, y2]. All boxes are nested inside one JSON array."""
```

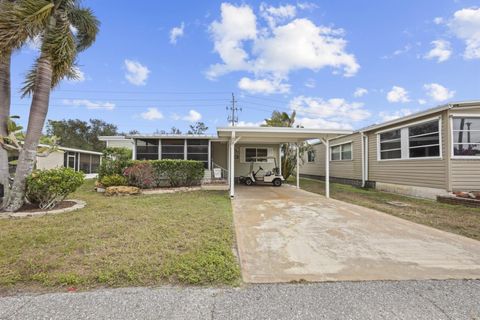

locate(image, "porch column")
[[229, 131, 236, 198], [296, 143, 300, 189], [325, 139, 330, 198]]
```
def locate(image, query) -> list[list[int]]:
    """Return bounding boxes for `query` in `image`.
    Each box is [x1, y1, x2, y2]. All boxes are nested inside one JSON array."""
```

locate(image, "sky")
[[9, 0, 480, 135]]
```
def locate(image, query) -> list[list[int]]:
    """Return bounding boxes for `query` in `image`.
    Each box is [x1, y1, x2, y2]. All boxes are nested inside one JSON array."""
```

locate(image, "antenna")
[[227, 93, 242, 126]]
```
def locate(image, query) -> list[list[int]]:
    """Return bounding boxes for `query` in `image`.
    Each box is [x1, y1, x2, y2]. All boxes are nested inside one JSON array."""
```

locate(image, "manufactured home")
[[301, 101, 480, 199]]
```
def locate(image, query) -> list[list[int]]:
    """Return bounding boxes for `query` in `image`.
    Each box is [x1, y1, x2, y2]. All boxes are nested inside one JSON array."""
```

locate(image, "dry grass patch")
[[292, 178, 480, 241], [0, 180, 240, 293]]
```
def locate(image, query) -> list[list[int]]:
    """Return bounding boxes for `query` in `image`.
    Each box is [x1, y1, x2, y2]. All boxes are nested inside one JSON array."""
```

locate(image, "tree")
[[46, 119, 118, 151], [263, 110, 308, 180], [188, 122, 208, 135], [2, 0, 99, 211], [170, 127, 182, 134]]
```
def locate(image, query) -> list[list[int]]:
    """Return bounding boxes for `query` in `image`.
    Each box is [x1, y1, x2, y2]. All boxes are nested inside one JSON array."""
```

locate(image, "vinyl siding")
[[301, 143, 326, 176], [106, 139, 134, 149], [449, 107, 480, 191], [36, 150, 65, 170], [234, 144, 279, 177], [366, 111, 448, 190]]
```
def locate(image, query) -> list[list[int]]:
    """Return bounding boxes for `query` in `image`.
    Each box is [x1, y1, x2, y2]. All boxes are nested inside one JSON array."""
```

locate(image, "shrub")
[[151, 160, 204, 187], [98, 147, 132, 179], [26, 167, 84, 210], [123, 162, 157, 189], [123, 160, 205, 189], [100, 174, 128, 188]]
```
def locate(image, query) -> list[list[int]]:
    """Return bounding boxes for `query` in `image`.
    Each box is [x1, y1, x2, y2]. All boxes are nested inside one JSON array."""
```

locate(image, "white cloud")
[[418, 99, 427, 105], [172, 110, 203, 122], [207, 3, 359, 91], [124, 59, 150, 86], [353, 87, 368, 98], [387, 86, 410, 103], [238, 77, 290, 94], [289, 96, 370, 129], [62, 99, 115, 110], [433, 17, 444, 25], [424, 40, 452, 62], [448, 7, 480, 59], [297, 2, 318, 11], [423, 83, 455, 102], [379, 108, 413, 122], [170, 22, 185, 44], [236, 120, 266, 127], [141, 108, 164, 120], [260, 3, 296, 27], [304, 78, 316, 88], [67, 66, 86, 83]]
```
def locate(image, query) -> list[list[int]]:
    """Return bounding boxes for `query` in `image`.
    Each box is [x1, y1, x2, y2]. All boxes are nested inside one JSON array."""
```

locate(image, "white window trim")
[[450, 115, 480, 159], [242, 147, 271, 163], [330, 142, 353, 161], [307, 150, 316, 163], [376, 117, 443, 161]]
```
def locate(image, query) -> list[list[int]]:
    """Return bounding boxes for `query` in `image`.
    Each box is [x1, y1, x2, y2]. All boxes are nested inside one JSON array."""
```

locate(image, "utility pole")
[[227, 93, 241, 126]]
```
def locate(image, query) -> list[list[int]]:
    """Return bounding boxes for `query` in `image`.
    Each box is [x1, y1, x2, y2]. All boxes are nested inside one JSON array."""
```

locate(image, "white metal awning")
[[217, 127, 353, 199]]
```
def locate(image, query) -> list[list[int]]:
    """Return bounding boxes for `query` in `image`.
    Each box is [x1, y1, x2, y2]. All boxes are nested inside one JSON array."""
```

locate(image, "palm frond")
[[69, 7, 99, 51]]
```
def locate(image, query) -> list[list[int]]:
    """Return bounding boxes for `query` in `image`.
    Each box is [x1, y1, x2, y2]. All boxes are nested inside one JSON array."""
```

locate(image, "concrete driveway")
[[232, 185, 480, 283]]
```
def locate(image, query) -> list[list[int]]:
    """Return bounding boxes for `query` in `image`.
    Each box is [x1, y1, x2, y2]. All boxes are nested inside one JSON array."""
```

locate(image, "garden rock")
[[105, 186, 140, 196]]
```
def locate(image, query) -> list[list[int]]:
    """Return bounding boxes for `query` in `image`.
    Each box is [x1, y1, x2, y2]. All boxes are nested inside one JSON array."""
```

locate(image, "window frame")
[[243, 147, 269, 163], [376, 117, 443, 161], [307, 150, 316, 163], [450, 114, 480, 159], [330, 141, 353, 161]]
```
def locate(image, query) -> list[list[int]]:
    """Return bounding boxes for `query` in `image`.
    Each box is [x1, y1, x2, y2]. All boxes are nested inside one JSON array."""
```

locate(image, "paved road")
[[1, 280, 479, 319]]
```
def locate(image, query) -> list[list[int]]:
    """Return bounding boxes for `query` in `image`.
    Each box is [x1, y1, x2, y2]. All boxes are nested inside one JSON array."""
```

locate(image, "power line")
[[43, 89, 232, 95], [227, 93, 242, 126]]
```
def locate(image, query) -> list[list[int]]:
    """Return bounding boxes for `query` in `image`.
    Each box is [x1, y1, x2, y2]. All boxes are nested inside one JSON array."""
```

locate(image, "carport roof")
[[216, 126, 352, 143]]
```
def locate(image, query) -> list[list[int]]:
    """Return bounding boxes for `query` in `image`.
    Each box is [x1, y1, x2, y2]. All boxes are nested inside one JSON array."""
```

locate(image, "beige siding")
[[449, 107, 480, 191], [300, 133, 362, 180], [366, 111, 448, 190], [330, 133, 362, 180], [107, 139, 134, 150], [301, 143, 326, 176], [36, 150, 65, 170]]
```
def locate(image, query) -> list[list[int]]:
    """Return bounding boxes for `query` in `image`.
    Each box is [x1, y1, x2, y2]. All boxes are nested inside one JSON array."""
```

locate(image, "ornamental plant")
[[123, 162, 157, 189], [26, 167, 84, 210], [100, 174, 128, 188]]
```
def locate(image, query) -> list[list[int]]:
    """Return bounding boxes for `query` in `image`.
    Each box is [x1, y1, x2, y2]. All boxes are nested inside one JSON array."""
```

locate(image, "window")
[[452, 117, 480, 157], [245, 148, 268, 162], [161, 139, 184, 160], [136, 139, 159, 160], [377, 118, 442, 160], [307, 150, 316, 162], [187, 139, 209, 168], [408, 120, 440, 158], [78, 153, 102, 174], [331, 143, 352, 161], [379, 129, 401, 160]]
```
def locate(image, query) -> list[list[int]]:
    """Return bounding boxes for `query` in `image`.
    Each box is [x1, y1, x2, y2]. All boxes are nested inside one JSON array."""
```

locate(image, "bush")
[[98, 147, 132, 179], [26, 167, 84, 210], [100, 174, 128, 188], [151, 160, 204, 187], [123, 160, 205, 189], [123, 162, 157, 189]]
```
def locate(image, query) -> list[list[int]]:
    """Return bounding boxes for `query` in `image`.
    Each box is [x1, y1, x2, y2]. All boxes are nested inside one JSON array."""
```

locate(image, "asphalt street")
[[1, 280, 479, 319]]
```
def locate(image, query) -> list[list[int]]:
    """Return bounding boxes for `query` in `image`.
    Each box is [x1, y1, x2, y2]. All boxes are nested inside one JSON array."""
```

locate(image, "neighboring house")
[[8, 145, 102, 178], [98, 135, 134, 150], [100, 127, 351, 198], [301, 101, 480, 199]]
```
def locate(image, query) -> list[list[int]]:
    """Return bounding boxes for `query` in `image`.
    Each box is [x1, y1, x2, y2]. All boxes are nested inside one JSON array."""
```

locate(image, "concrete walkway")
[[232, 185, 480, 283], [1, 281, 479, 319]]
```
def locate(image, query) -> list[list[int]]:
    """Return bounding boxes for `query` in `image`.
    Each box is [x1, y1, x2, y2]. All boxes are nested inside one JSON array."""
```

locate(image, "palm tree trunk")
[[4, 56, 52, 212], [0, 50, 11, 208]]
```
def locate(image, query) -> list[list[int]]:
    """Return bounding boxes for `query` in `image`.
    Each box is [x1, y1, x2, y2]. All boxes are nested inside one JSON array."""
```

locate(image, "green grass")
[[291, 177, 480, 241], [0, 180, 240, 293]]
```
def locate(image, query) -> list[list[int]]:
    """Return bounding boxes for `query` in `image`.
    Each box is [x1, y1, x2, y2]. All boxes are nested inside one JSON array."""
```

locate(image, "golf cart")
[[239, 156, 284, 187]]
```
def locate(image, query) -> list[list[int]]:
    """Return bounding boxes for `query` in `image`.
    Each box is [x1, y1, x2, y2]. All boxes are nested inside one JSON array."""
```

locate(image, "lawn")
[[291, 177, 480, 241], [0, 180, 240, 294]]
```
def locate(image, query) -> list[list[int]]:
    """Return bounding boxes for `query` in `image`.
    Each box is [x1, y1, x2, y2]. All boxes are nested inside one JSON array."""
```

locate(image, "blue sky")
[[9, 0, 480, 134]]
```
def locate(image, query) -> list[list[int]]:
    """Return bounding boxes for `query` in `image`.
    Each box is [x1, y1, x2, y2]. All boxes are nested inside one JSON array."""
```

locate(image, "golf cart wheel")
[[245, 178, 253, 186], [273, 179, 282, 187]]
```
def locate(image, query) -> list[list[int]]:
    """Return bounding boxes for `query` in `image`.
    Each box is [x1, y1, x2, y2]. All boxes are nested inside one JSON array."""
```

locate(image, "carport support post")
[[296, 143, 300, 189], [325, 139, 330, 198], [229, 131, 235, 198]]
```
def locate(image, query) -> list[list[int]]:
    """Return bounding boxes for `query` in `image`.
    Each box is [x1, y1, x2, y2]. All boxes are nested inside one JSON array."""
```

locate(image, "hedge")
[[123, 160, 205, 189]]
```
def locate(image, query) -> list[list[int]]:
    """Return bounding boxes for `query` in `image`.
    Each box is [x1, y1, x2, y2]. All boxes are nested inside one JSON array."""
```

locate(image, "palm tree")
[[1, 0, 99, 211]]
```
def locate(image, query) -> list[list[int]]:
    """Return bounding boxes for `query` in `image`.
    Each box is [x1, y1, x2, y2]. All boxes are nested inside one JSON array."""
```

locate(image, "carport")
[[216, 127, 352, 198]]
